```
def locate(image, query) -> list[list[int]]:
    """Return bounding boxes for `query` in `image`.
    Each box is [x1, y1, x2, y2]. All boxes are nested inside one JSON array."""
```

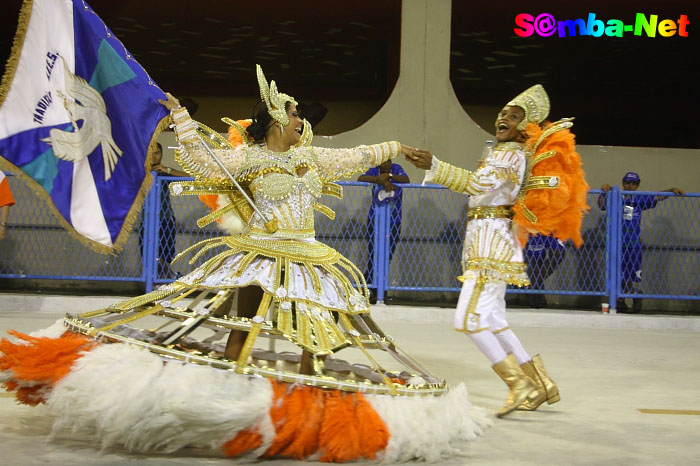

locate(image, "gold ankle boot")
[[532, 354, 560, 404], [518, 354, 560, 410], [517, 360, 546, 410], [492, 353, 537, 418]]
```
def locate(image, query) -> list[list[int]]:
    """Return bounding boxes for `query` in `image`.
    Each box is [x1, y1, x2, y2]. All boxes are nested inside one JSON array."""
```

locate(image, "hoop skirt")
[[0, 117, 490, 462]]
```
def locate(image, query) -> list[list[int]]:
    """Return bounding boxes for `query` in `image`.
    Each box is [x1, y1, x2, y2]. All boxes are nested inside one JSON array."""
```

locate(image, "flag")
[[0, 0, 169, 252]]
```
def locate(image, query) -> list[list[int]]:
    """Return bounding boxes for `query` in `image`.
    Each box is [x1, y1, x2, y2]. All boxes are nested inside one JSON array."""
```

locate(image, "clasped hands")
[[399, 144, 433, 170]]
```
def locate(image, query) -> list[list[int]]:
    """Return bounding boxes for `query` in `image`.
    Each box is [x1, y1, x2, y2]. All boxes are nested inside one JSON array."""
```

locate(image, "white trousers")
[[454, 275, 531, 365]]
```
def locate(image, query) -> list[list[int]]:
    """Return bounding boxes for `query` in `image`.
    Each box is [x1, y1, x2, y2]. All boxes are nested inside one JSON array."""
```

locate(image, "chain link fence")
[[1, 174, 698, 308], [0, 173, 144, 281]]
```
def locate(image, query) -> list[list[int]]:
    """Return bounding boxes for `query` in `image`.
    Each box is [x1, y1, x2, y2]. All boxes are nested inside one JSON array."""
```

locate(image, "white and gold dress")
[[0, 107, 490, 463]]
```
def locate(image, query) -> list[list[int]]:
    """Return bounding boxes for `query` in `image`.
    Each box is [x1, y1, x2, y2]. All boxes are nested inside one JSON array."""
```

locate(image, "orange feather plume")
[[222, 428, 263, 457], [0, 330, 96, 405], [513, 122, 590, 247], [355, 393, 390, 459], [319, 391, 361, 462]]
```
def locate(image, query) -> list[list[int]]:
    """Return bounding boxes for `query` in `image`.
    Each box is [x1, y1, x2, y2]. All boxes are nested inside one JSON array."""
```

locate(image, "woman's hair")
[[246, 100, 291, 143]]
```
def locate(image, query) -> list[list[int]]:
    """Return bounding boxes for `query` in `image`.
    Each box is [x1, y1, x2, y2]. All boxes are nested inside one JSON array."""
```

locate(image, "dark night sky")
[[450, 1, 699, 148], [1, 0, 698, 148]]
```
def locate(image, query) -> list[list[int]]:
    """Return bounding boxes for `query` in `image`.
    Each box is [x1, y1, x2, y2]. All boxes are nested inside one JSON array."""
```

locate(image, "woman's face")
[[495, 105, 525, 142], [279, 104, 304, 147]]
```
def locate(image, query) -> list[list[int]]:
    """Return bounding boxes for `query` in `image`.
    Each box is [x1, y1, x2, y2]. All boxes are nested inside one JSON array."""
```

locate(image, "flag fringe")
[[111, 114, 172, 253], [0, 0, 33, 107]]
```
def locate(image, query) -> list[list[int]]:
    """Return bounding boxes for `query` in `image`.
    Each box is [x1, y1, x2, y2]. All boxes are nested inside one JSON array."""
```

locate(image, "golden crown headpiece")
[[256, 64, 297, 127], [505, 84, 550, 131]]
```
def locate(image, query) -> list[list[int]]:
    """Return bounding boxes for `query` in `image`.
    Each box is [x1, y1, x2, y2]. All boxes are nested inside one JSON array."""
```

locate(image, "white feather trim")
[[28, 318, 67, 339], [215, 194, 249, 235], [45, 343, 273, 454], [367, 383, 492, 463]]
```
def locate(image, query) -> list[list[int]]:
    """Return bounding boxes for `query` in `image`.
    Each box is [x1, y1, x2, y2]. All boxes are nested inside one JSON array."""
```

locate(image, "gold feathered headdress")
[[504, 84, 550, 131], [256, 64, 297, 127]]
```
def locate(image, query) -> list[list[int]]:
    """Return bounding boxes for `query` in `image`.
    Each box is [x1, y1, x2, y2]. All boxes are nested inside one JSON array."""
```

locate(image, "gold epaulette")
[[314, 203, 335, 220], [195, 120, 234, 149], [310, 182, 343, 220], [322, 182, 343, 199], [221, 117, 253, 146]]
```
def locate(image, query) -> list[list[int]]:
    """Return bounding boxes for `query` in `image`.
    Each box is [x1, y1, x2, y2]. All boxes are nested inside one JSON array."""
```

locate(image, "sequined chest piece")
[[246, 148, 323, 234]]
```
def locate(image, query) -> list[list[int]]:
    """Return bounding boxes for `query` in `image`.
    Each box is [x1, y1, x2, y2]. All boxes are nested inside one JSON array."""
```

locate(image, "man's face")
[[152, 146, 162, 165], [495, 106, 525, 142], [622, 181, 640, 191], [379, 160, 392, 173]]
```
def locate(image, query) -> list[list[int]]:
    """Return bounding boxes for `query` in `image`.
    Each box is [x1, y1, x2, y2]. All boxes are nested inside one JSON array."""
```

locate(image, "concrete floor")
[[1, 296, 699, 465]]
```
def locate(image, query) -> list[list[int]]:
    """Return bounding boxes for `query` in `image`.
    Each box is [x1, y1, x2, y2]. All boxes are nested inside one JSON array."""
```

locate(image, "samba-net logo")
[[514, 13, 689, 37]]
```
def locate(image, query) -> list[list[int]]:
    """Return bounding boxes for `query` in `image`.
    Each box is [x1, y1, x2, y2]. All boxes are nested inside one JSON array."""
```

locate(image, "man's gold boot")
[[518, 354, 560, 410], [492, 353, 537, 418], [532, 354, 560, 404], [517, 360, 546, 410]]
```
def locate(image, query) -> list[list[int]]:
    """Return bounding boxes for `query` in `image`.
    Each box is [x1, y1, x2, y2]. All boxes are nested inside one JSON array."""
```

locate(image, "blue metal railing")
[[1, 173, 698, 307]]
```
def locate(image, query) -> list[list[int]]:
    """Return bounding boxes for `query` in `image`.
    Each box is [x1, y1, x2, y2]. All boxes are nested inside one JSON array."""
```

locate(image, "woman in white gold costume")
[[408, 84, 588, 418], [1, 66, 490, 462]]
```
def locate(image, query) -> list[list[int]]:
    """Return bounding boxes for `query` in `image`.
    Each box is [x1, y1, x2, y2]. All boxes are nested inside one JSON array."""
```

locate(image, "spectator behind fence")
[[598, 172, 684, 313], [0, 171, 15, 240], [358, 160, 409, 303], [524, 234, 566, 308], [141, 143, 188, 278]]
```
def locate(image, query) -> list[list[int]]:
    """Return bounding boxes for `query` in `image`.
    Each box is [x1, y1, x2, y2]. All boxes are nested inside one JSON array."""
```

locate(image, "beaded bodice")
[[244, 148, 324, 238]]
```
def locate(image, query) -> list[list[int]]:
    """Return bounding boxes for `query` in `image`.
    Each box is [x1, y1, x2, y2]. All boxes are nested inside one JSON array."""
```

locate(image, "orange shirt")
[[0, 172, 15, 207]]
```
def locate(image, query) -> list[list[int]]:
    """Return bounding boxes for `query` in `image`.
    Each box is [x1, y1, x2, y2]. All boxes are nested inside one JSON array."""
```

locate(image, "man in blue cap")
[[358, 160, 410, 303], [598, 172, 684, 312]]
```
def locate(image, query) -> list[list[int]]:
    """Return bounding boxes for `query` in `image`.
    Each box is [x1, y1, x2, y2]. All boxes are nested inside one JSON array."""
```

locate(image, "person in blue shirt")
[[358, 160, 409, 303], [598, 172, 684, 312], [524, 234, 566, 308]]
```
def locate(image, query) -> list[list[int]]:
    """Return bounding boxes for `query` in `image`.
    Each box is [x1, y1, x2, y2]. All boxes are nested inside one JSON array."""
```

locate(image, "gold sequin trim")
[[459, 275, 487, 333]]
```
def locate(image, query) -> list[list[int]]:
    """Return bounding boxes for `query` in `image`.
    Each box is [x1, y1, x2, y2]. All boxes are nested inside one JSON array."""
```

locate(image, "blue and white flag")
[[0, 0, 169, 252]]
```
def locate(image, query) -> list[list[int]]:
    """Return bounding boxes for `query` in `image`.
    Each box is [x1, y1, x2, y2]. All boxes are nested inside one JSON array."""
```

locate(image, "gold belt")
[[466, 205, 513, 220]]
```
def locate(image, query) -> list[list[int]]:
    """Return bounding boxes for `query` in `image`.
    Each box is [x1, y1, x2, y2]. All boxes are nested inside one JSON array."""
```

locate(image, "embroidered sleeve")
[[171, 107, 247, 180], [313, 141, 401, 181], [423, 157, 484, 195], [424, 152, 524, 195]]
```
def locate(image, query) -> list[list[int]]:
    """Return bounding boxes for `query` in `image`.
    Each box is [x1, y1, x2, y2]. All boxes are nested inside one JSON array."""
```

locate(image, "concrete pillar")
[[315, 0, 491, 182]]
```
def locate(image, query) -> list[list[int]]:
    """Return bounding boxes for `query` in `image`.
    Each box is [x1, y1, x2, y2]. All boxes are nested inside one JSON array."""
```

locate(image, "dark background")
[[1, 0, 697, 147]]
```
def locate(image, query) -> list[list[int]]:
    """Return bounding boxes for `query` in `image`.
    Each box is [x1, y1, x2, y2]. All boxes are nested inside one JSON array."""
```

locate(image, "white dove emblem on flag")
[[42, 58, 123, 181]]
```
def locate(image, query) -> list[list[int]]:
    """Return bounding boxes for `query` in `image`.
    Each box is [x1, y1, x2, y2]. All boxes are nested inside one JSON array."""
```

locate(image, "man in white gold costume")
[[408, 85, 562, 417]]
